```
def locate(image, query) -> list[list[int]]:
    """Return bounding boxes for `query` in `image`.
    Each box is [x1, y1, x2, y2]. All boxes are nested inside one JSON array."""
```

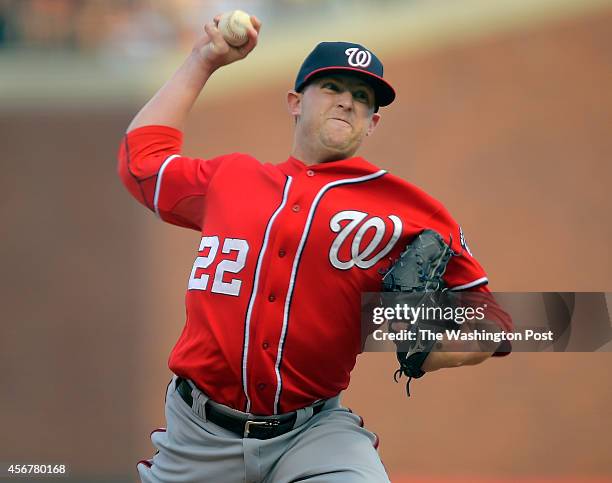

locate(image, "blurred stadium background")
[[1, 0, 611, 482]]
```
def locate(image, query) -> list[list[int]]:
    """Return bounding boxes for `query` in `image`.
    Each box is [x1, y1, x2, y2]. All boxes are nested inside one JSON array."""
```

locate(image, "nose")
[[336, 90, 354, 110]]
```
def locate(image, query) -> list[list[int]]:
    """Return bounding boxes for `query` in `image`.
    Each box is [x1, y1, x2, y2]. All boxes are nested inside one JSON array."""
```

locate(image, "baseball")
[[218, 10, 253, 47]]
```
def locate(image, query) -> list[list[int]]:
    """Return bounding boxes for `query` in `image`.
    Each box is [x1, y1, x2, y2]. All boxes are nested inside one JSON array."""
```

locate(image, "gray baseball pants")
[[137, 375, 390, 483]]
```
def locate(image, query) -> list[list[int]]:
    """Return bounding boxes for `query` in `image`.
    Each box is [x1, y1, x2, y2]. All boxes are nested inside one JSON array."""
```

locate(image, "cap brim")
[[298, 67, 396, 108]]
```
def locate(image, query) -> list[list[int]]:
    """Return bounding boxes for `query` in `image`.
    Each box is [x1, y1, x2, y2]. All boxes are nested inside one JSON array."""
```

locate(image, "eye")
[[322, 81, 340, 92], [353, 90, 371, 104]]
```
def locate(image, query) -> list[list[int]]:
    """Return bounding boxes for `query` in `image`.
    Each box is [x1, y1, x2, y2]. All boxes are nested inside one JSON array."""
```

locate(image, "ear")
[[287, 90, 302, 117], [366, 113, 381, 136]]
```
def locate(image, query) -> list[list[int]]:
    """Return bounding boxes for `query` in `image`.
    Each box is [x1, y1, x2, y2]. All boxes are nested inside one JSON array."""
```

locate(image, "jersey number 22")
[[188, 236, 249, 296]]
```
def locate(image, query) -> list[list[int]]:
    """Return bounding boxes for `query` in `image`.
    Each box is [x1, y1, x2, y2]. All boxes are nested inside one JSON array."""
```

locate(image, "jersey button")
[[306, 170, 315, 177], [262, 342, 269, 350], [268, 295, 276, 302], [257, 383, 266, 390], [278, 249, 286, 257], [292, 204, 300, 213]]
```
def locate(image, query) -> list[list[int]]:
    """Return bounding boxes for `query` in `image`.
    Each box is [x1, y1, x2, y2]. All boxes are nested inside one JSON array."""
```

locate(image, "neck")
[[291, 138, 355, 165]]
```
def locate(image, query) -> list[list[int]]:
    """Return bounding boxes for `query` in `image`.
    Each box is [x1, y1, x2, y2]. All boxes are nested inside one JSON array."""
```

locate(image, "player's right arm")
[[127, 14, 260, 132], [117, 15, 260, 229]]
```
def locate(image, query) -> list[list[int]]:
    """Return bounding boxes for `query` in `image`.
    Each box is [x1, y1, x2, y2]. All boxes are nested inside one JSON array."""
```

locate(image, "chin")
[[321, 136, 355, 156], [319, 146, 356, 163]]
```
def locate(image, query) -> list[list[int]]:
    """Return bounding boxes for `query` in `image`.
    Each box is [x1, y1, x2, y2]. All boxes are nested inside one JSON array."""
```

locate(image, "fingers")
[[203, 21, 229, 55], [247, 15, 261, 45], [250, 15, 262, 33], [198, 13, 261, 67], [238, 16, 261, 54], [203, 21, 222, 45]]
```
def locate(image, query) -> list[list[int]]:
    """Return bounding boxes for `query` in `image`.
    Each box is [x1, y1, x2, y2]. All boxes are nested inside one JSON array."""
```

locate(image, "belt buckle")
[[244, 419, 280, 438]]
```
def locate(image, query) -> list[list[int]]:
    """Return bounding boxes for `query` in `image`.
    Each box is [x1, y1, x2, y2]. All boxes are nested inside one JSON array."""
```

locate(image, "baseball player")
[[118, 13, 511, 483]]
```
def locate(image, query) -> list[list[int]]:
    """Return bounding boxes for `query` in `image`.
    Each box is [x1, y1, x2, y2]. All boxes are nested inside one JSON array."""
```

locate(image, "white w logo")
[[345, 48, 372, 68], [329, 210, 402, 270]]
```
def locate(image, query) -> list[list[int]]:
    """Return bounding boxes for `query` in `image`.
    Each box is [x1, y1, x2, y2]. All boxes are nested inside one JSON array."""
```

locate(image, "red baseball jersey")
[[118, 125, 510, 415]]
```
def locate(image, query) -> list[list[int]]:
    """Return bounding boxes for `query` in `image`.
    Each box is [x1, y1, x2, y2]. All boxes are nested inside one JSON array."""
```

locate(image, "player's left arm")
[[422, 284, 511, 372], [421, 207, 513, 372]]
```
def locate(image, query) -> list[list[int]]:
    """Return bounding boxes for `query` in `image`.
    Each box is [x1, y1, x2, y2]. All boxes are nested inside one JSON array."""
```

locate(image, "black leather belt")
[[175, 378, 325, 440]]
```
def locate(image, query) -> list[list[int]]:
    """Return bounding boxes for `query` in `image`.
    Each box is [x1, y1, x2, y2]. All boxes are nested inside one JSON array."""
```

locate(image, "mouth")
[[328, 117, 352, 127]]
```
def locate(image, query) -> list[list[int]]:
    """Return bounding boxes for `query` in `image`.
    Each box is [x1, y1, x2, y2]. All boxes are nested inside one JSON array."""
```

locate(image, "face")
[[288, 73, 381, 162]]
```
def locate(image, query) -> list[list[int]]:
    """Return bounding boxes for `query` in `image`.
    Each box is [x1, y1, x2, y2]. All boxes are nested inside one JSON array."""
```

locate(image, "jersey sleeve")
[[426, 206, 513, 355], [465, 283, 513, 356], [117, 125, 225, 231], [425, 206, 488, 290]]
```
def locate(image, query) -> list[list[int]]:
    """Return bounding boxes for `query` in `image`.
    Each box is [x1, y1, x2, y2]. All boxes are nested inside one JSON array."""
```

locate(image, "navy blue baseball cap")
[[294, 41, 396, 110]]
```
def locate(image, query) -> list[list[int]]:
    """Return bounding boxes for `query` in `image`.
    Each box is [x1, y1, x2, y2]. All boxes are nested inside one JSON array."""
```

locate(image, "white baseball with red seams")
[[218, 10, 252, 47]]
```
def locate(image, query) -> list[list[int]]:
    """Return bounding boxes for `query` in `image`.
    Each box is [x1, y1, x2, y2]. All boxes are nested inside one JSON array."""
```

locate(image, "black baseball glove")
[[381, 229, 457, 396]]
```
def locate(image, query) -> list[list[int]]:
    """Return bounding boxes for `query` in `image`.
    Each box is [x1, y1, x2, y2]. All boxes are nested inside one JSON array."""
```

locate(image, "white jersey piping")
[[241, 176, 293, 413], [273, 169, 387, 414], [449, 276, 489, 291], [153, 154, 181, 218]]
